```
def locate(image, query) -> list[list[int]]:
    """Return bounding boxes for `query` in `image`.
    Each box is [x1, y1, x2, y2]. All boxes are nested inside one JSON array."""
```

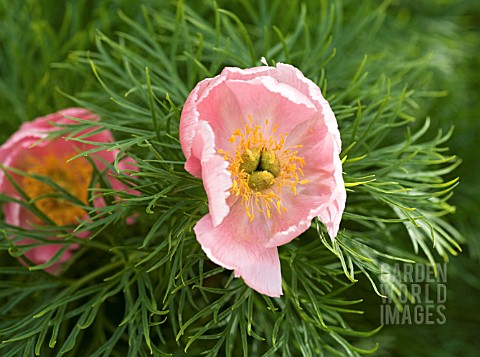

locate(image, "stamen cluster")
[[219, 116, 308, 221], [22, 154, 92, 226]]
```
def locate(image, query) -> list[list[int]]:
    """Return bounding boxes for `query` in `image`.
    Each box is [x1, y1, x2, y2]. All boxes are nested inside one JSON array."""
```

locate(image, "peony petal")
[[192, 74, 319, 155], [261, 115, 345, 246], [194, 78, 249, 150], [222, 63, 333, 133], [3, 201, 22, 227], [110, 156, 139, 192], [180, 77, 227, 178], [58, 107, 99, 122], [220, 76, 317, 139], [190, 121, 231, 226], [0, 108, 101, 190], [297, 118, 345, 240], [317, 167, 346, 239], [288, 116, 345, 241], [274, 63, 342, 152], [220, 65, 273, 81], [22, 242, 76, 275], [195, 211, 282, 297], [266, 189, 331, 248], [26, 244, 68, 264], [2, 107, 99, 150]]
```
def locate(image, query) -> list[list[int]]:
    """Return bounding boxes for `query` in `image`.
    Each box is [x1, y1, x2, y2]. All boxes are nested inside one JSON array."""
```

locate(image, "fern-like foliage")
[[0, 1, 463, 356]]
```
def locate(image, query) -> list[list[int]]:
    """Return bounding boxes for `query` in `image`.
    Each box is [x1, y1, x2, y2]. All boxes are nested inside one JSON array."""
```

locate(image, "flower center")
[[21, 153, 93, 226], [219, 116, 308, 221], [239, 148, 280, 191]]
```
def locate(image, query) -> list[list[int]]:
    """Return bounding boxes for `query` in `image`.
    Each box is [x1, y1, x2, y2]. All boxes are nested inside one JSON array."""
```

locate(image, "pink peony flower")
[[180, 63, 346, 297], [0, 108, 136, 273]]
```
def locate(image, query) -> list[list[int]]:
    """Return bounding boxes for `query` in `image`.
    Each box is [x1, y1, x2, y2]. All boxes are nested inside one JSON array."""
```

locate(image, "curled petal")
[[195, 211, 282, 297], [283, 115, 345, 240], [274, 63, 342, 151], [0, 108, 100, 190], [181, 77, 226, 178], [222, 76, 317, 136], [220, 66, 273, 81], [318, 167, 346, 239], [190, 121, 231, 226]]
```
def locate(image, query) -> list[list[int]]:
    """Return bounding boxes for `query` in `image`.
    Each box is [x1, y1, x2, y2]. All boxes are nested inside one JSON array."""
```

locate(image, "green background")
[[1, 0, 479, 355]]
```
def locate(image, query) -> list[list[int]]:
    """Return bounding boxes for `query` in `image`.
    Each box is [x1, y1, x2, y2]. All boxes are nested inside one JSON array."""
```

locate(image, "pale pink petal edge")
[[190, 121, 231, 227], [195, 213, 283, 297]]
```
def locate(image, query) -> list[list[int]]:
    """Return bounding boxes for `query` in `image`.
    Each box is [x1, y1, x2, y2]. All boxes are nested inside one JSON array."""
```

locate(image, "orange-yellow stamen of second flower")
[[219, 115, 308, 221], [21, 153, 93, 226]]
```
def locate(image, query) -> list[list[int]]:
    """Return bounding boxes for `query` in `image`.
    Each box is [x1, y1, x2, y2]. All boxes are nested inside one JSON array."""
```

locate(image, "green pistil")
[[259, 150, 281, 177], [239, 148, 261, 173], [240, 148, 281, 191], [248, 171, 275, 191]]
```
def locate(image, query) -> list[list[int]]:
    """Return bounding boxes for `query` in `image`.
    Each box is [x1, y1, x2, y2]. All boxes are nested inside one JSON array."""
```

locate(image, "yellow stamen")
[[220, 116, 307, 220], [21, 153, 93, 226]]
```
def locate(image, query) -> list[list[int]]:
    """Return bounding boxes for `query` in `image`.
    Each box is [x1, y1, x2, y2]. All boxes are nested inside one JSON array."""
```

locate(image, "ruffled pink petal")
[[317, 167, 346, 239], [190, 121, 231, 226], [3, 201, 22, 227], [220, 76, 317, 140], [227, 63, 339, 148], [58, 107, 99, 122], [220, 66, 273, 81], [193, 78, 251, 152], [0, 108, 100, 189], [22, 242, 77, 275], [274, 63, 341, 152], [266, 188, 333, 248], [180, 77, 225, 178], [281, 115, 345, 241], [183, 75, 317, 163], [109, 156, 139, 192], [1, 107, 99, 150], [25, 244, 70, 264], [195, 209, 282, 297], [188, 73, 319, 156]]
